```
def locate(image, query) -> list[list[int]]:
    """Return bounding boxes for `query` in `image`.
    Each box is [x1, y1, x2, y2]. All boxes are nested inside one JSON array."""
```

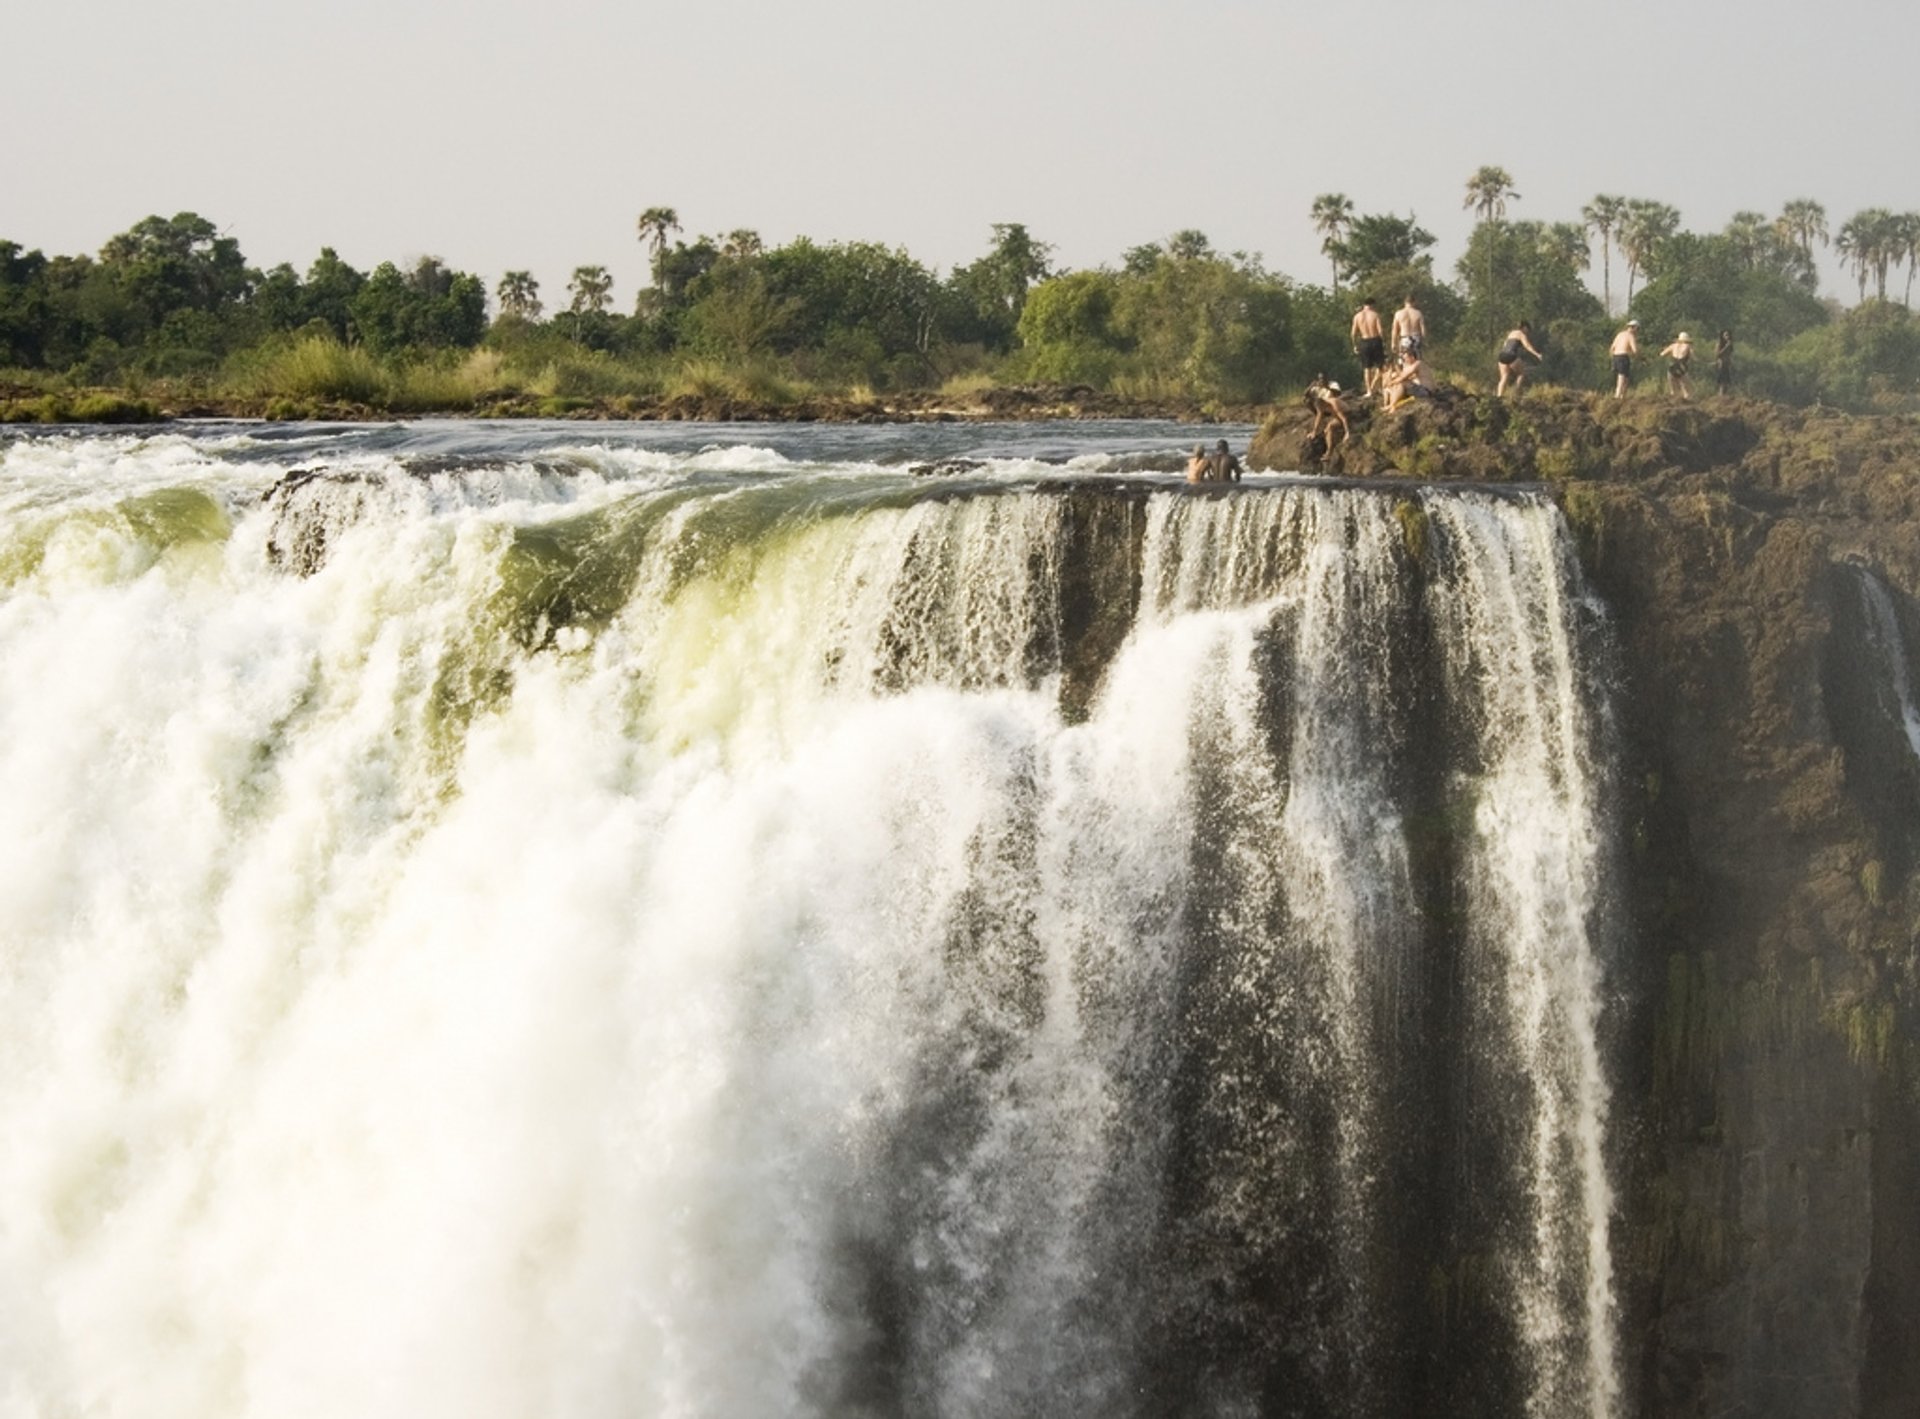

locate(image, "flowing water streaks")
[[0, 428, 1622, 1419]]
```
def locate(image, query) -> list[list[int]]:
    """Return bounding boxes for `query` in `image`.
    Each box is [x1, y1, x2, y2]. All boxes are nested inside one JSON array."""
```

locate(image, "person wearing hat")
[[1609, 320, 1640, 398], [1660, 331, 1695, 400], [1306, 373, 1350, 450]]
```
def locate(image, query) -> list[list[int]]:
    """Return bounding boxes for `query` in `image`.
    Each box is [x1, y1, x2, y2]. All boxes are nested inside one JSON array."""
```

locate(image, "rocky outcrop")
[[1251, 389, 1920, 1418]]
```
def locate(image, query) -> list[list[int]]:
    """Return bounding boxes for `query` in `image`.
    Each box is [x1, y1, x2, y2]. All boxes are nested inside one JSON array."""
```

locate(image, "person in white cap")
[[1660, 331, 1695, 400], [1609, 319, 1640, 398]]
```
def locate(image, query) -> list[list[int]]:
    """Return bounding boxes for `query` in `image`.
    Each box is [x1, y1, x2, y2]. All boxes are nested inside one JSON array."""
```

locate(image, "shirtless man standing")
[[1351, 298, 1387, 395], [1610, 319, 1639, 398], [1391, 295, 1427, 355]]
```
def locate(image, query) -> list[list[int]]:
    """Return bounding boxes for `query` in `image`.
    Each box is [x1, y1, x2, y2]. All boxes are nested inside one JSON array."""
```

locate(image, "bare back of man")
[[1351, 300, 1387, 394]]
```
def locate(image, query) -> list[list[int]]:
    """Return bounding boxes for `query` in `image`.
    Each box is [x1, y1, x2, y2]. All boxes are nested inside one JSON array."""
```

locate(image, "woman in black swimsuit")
[[1495, 322, 1544, 396]]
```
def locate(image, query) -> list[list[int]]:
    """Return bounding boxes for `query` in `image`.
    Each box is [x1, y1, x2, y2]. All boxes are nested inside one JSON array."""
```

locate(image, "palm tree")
[[635, 207, 681, 284], [1835, 215, 1871, 302], [1540, 222, 1591, 275], [1620, 199, 1679, 306], [1582, 195, 1628, 315], [1463, 166, 1519, 226], [1775, 199, 1830, 264], [1310, 193, 1355, 288], [568, 264, 613, 315], [1897, 213, 1920, 306], [496, 270, 541, 319], [1464, 167, 1518, 340], [1724, 212, 1770, 270], [1844, 208, 1900, 301]]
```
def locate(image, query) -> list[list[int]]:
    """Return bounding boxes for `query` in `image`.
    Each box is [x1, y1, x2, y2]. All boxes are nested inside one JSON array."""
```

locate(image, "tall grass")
[[246, 337, 387, 405]]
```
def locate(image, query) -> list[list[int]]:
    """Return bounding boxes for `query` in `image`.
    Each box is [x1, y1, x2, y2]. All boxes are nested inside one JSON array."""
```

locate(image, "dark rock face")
[[1249, 389, 1920, 1418]]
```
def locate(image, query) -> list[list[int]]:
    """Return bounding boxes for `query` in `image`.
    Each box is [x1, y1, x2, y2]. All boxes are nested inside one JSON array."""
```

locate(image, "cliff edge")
[[1258, 389, 1920, 1419]]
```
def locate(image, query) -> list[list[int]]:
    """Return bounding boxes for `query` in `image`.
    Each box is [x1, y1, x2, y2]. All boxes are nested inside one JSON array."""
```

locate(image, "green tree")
[[1582, 195, 1628, 316], [1456, 220, 1604, 381], [1620, 199, 1680, 305], [348, 258, 487, 354], [304, 248, 365, 343], [497, 270, 541, 319], [948, 222, 1055, 350], [1775, 199, 1829, 266], [636, 207, 681, 286], [0, 241, 52, 366], [1013, 270, 1124, 384], [568, 265, 613, 315], [1632, 231, 1827, 351], [1310, 193, 1355, 288], [1463, 167, 1519, 343], [1327, 212, 1437, 295], [683, 259, 797, 358]]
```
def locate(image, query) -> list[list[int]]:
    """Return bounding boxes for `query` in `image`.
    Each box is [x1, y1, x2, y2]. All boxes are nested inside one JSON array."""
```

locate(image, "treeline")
[[5, 185, 1920, 417]]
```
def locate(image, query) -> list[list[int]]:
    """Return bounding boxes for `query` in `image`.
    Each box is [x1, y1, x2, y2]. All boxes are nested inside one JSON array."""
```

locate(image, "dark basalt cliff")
[[1257, 391, 1920, 1419]]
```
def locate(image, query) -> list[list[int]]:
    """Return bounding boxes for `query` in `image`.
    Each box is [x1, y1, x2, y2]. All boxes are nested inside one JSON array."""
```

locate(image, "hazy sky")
[[7, 0, 1916, 311]]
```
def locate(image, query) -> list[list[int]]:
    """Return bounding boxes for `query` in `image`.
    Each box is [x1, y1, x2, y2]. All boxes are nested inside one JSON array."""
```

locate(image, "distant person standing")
[[1610, 319, 1640, 398], [1715, 330, 1734, 395], [1660, 332, 1695, 400], [1495, 322, 1545, 396], [1351, 298, 1388, 396], [1392, 295, 1427, 355]]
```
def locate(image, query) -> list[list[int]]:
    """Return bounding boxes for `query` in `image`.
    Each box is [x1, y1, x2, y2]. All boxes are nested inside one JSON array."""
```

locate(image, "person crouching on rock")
[[1306, 374, 1350, 450], [1495, 322, 1545, 396]]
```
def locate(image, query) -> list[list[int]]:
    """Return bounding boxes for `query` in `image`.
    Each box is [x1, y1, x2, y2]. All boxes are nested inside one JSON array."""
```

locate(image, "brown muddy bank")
[[0, 381, 1266, 427]]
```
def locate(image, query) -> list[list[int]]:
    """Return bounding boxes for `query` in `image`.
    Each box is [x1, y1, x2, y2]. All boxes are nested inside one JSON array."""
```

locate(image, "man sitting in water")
[[1185, 443, 1211, 483], [1306, 374, 1350, 450], [1207, 438, 1244, 483]]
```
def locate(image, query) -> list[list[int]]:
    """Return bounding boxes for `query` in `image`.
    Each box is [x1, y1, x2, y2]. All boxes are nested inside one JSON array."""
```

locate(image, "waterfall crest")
[[0, 430, 1621, 1419]]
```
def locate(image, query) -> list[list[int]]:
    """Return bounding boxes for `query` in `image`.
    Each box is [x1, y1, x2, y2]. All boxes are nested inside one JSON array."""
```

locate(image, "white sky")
[[5, 0, 1914, 311]]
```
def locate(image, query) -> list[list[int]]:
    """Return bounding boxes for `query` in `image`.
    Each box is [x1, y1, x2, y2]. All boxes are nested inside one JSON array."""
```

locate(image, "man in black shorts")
[[1351, 298, 1387, 396], [1609, 319, 1639, 398]]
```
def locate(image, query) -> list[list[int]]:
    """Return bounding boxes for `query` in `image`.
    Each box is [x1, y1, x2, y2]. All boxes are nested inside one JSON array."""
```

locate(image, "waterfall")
[[0, 429, 1621, 1419]]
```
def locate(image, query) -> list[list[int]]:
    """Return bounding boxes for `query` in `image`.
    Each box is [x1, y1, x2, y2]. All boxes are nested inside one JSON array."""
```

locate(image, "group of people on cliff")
[[1338, 295, 1738, 414], [1607, 322, 1734, 400]]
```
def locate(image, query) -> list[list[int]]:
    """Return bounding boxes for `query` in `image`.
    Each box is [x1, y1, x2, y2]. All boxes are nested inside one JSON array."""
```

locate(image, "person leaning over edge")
[[1351, 297, 1388, 396], [1306, 374, 1350, 450], [1495, 321, 1545, 396], [1609, 319, 1639, 398]]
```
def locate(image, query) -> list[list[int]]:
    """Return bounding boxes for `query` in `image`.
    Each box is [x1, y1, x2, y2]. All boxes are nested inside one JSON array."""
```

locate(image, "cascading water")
[[0, 422, 1621, 1419]]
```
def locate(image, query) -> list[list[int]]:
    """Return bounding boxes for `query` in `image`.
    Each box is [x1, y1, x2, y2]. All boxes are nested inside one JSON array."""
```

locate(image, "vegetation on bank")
[[6, 184, 1920, 423]]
